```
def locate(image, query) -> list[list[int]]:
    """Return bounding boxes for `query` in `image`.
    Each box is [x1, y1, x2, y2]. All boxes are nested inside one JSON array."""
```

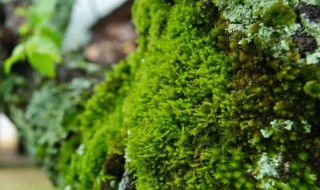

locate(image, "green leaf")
[[27, 35, 62, 63], [27, 52, 56, 78], [4, 44, 26, 74], [15, 7, 27, 17], [38, 25, 62, 47], [27, 0, 58, 26], [18, 24, 31, 36]]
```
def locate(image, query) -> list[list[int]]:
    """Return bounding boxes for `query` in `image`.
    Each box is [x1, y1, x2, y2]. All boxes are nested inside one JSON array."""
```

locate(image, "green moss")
[[122, 0, 320, 189], [62, 54, 138, 189], [304, 80, 320, 98], [7, 0, 320, 189], [56, 0, 320, 189], [262, 2, 296, 27]]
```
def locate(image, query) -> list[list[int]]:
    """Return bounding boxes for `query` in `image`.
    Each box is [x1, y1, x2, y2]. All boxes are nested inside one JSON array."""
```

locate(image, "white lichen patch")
[[308, 174, 317, 181], [261, 128, 272, 138], [271, 119, 294, 131], [306, 52, 320, 64], [299, 16, 320, 64], [254, 153, 282, 178], [214, 0, 286, 29], [77, 144, 85, 156], [283, 120, 294, 130], [214, 0, 305, 63], [216, 0, 320, 65], [302, 0, 320, 5], [301, 120, 312, 133], [284, 162, 290, 172], [251, 152, 284, 189], [261, 119, 294, 138]]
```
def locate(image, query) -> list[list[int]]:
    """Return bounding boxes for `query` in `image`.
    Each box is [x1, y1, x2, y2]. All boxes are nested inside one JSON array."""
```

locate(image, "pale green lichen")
[[214, 0, 296, 29], [77, 144, 85, 156], [301, 0, 320, 5], [252, 152, 284, 189], [217, 0, 320, 65], [299, 16, 320, 64], [217, 0, 301, 63], [301, 120, 312, 133], [261, 128, 272, 138], [306, 52, 320, 64], [271, 119, 294, 131], [284, 162, 290, 172], [308, 174, 317, 181], [283, 120, 294, 130], [261, 120, 294, 138]]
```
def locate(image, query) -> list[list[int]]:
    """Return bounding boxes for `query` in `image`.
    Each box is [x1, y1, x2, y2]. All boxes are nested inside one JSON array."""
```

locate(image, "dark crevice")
[[164, 0, 174, 6], [296, 2, 320, 22], [293, 30, 317, 58], [104, 153, 125, 181]]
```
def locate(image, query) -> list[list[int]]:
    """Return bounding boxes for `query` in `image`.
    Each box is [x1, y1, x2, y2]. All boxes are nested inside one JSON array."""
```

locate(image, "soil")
[[0, 167, 57, 190]]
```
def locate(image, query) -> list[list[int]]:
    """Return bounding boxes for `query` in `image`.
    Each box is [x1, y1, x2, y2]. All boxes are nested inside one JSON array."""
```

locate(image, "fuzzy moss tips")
[[126, 0, 236, 189], [65, 66, 131, 189], [125, 0, 320, 189], [22, 0, 319, 189], [79, 127, 109, 190], [304, 80, 320, 98]]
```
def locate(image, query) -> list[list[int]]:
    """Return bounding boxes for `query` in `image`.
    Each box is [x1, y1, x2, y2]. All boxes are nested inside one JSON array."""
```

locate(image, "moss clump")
[[262, 2, 296, 27], [62, 55, 137, 189], [122, 0, 320, 189], [61, 0, 320, 189], [7, 0, 320, 189]]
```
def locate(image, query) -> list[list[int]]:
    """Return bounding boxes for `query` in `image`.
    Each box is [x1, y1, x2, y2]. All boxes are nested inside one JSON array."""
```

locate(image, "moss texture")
[[63, 0, 320, 189], [3, 0, 320, 189], [128, 0, 320, 189], [59, 0, 320, 189]]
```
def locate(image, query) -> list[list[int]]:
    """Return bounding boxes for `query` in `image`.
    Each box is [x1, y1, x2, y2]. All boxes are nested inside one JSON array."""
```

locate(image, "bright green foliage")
[[0, 65, 26, 113], [10, 78, 93, 185], [63, 57, 136, 189], [5, 0, 62, 77]]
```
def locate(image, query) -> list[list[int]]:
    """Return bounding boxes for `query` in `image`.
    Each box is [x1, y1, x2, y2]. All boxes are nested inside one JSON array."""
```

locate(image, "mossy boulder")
[[64, 0, 320, 189], [4, 0, 320, 189], [89, 0, 319, 189]]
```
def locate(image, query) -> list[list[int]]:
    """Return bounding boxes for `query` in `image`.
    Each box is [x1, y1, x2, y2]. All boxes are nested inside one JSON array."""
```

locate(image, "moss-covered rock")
[[123, 0, 320, 189], [63, 0, 320, 189], [3, 0, 320, 189]]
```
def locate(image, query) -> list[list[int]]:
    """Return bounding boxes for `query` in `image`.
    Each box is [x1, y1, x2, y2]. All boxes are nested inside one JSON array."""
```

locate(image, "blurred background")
[[0, 113, 56, 190], [0, 0, 135, 189]]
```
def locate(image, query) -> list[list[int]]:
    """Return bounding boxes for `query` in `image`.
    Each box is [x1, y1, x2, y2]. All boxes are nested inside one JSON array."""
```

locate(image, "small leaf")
[[27, 0, 58, 26], [4, 44, 26, 74], [15, 7, 27, 17], [27, 35, 62, 62], [19, 24, 30, 36], [27, 52, 56, 78], [38, 25, 62, 47]]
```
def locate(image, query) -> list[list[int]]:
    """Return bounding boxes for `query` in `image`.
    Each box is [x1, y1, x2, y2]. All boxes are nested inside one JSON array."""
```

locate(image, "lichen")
[[252, 152, 284, 189]]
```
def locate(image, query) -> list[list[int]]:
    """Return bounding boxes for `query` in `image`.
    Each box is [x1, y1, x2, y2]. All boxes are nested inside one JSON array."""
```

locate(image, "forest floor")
[[0, 150, 56, 190], [0, 167, 57, 190]]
